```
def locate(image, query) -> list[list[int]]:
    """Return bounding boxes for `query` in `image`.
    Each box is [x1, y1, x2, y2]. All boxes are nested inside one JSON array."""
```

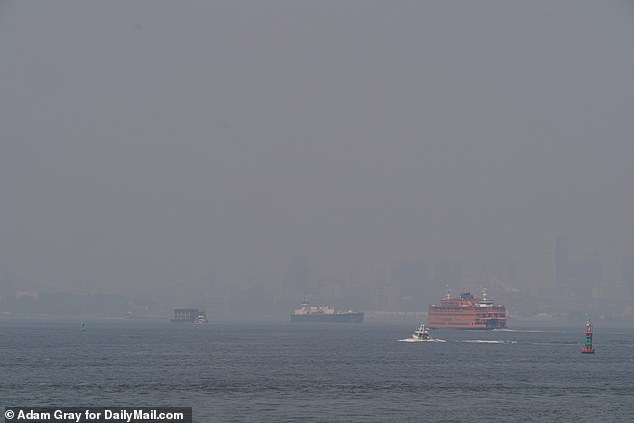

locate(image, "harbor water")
[[2, 319, 634, 422]]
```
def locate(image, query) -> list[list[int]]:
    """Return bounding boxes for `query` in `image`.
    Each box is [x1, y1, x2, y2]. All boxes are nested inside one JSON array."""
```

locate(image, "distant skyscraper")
[[391, 261, 428, 310], [433, 261, 463, 288], [282, 256, 311, 295], [568, 255, 603, 299], [544, 235, 568, 287], [489, 254, 518, 287], [373, 262, 399, 310], [374, 284, 399, 311]]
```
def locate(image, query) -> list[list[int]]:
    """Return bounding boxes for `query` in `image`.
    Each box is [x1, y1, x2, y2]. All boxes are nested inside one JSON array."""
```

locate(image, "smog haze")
[[1, 1, 633, 320]]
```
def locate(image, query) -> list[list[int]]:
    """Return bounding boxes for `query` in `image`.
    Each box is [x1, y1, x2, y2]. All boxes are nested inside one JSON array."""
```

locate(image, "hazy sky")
[[1, 1, 633, 293]]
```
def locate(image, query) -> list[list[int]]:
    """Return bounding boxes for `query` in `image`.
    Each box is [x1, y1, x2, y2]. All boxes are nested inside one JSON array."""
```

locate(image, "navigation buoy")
[[581, 318, 594, 354]]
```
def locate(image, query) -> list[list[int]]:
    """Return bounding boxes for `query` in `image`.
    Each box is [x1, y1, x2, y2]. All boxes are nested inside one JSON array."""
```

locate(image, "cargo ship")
[[290, 298, 364, 323], [427, 288, 507, 329]]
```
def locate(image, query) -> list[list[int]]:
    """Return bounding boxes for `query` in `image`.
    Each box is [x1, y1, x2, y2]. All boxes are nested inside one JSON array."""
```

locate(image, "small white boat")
[[412, 323, 431, 340], [194, 311, 208, 324], [399, 323, 446, 342]]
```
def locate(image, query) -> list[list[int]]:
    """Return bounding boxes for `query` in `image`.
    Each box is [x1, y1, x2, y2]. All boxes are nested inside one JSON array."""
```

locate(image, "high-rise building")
[[373, 262, 399, 310], [391, 261, 428, 310], [489, 254, 518, 287], [374, 284, 399, 311], [282, 256, 311, 296], [568, 255, 603, 300], [544, 235, 568, 287], [433, 261, 463, 287]]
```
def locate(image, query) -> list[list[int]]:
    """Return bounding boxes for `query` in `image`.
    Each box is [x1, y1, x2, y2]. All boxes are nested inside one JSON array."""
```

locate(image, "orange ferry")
[[427, 288, 507, 330]]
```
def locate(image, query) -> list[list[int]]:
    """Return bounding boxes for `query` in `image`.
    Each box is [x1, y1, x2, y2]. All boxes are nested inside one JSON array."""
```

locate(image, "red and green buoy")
[[581, 318, 595, 354]]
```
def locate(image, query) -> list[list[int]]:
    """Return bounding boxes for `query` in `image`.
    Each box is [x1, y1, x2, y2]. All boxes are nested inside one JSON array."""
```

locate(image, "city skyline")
[[3, 231, 634, 321], [1, 1, 633, 320]]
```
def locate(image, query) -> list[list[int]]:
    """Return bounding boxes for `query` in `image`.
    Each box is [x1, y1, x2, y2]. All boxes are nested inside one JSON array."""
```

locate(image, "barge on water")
[[171, 308, 207, 323], [290, 298, 364, 323]]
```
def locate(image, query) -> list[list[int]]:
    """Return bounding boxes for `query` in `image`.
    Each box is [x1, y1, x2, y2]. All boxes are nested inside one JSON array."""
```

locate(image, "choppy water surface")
[[2, 319, 634, 422]]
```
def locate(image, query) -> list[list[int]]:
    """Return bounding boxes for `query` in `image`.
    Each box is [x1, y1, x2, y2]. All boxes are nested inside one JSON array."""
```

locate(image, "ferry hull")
[[426, 319, 507, 330]]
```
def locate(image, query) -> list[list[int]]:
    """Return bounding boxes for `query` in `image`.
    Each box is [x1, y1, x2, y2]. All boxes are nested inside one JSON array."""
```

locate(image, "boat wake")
[[398, 338, 447, 343], [462, 340, 517, 344], [531, 341, 577, 346]]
